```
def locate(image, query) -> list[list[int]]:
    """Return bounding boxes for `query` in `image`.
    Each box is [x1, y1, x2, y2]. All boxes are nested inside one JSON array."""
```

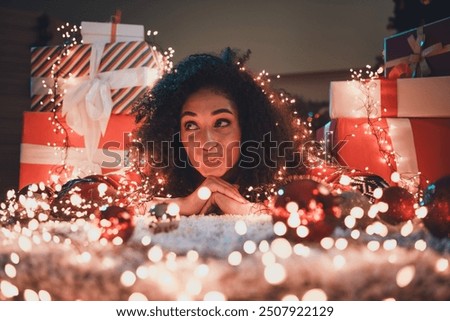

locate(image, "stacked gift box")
[[19, 21, 163, 189], [317, 16, 450, 190]]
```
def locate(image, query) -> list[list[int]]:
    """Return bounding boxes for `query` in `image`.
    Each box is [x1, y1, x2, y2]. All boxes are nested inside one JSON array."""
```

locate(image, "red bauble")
[[95, 205, 135, 242], [422, 176, 450, 238], [51, 176, 118, 220], [376, 186, 416, 225], [270, 178, 340, 242]]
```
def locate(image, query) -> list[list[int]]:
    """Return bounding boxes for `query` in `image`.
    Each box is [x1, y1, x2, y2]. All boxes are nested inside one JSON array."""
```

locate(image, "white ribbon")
[[30, 43, 159, 174], [20, 143, 125, 178]]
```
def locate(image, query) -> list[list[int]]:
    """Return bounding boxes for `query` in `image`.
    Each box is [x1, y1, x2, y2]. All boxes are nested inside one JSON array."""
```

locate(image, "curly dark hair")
[[133, 48, 305, 201]]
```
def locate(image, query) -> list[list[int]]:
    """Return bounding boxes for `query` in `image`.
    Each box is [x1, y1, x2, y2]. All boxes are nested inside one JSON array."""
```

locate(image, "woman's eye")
[[215, 119, 231, 128], [184, 121, 199, 130]]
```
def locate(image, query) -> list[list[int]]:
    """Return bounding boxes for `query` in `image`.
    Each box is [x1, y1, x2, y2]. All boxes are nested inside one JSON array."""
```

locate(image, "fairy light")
[[302, 288, 327, 301], [435, 258, 448, 272], [129, 292, 148, 301], [234, 220, 247, 235], [227, 251, 242, 266], [204, 291, 226, 301], [121, 271, 137, 287], [264, 263, 286, 285], [396, 265, 415, 288], [270, 238, 292, 259], [243, 240, 257, 254]]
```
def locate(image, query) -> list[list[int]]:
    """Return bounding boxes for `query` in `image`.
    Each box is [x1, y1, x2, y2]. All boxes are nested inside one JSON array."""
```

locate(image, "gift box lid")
[[81, 21, 144, 44], [384, 16, 450, 77]]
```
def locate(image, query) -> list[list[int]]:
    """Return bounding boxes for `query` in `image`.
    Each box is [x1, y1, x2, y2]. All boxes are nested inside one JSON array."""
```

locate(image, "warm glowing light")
[[1, 280, 18, 298], [335, 238, 348, 250], [302, 288, 327, 301], [141, 235, 152, 246], [350, 229, 360, 239], [204, 291, 226, 301], [18, 236, 32, 252], [415, 206, 428, 219], [414, 239, 427, 251], [396, 265, 415, 288], [227, 251, 242, 266], [281, 294, 299, 301], [264, 263, 286, 285], [286, 201, 299, 213], [293, 244, 311, 257], [136, 266, 150, 279], [243, 240, 257, 254], [197, 186, 212, 200], [339, 175, 352, 186], [38, 290, 52, 301], [128, 292, 148, 301], [121, 271, 137, 287], [148, 245, 163, 262], [287, 212, 301, 228], [166, 202, 180, 216], [367, 240, 380, 251], [296, 225, 309, 238], [187, 250, 199, 262], [259, 240, 270, 253], [24, 289, 39, 301], [373, 188, 383, 199], [435, 258, 448, 272], [320, 237, 334, 250], [271, 238, 292, 259], [4, 264, 17, 278], [10, 252, 20, 265], [390, 172, 401, 183], [333, 255, 346, 269], [194, 264, 209, 278], [261, 252, 276, 266], [344, 215, 356, 229], [234, 220, 247, 235], [273, 221, 287, 236], [400, 220, 414, 237], [350, 207, 364, 219], [383, 239, 397, 251]]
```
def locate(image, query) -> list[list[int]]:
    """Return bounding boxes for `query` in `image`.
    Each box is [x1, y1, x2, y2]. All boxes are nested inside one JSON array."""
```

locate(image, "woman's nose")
[[200, 128, 217, 147]]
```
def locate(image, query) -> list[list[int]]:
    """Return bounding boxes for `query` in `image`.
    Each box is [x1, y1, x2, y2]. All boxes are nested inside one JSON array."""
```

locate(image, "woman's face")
[[180, 88, 241, 178]]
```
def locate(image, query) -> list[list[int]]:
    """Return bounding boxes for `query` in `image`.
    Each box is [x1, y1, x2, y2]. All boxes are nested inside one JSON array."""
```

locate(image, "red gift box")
[[316, 118, 450, 187], [384, 16, 450, 78], [30, 41, 161, 114], [329, 76, 450, 118], [19, 112, 137, 189]]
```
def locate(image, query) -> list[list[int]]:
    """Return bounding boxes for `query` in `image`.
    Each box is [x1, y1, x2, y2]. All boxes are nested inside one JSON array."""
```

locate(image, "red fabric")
[[379, 78, 398, 118]]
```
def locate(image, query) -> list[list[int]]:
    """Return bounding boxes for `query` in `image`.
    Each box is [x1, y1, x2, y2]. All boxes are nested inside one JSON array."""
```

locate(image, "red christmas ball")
[[421, 176, 450, 238], [95, 205, 135, 243], [376, 186, 416, 225], [51, 176, 118, 220], [270, 178, 340, 242]]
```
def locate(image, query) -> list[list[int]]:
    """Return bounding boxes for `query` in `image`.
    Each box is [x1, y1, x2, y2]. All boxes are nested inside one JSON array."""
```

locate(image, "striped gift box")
[[30, 41, 161, 114]]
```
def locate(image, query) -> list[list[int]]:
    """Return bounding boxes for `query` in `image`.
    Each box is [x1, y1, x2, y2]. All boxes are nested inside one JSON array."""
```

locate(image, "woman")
[[133, 48, 306, 215]]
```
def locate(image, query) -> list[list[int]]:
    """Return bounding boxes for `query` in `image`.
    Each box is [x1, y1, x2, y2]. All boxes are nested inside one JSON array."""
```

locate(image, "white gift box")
[[81, 21, 144, 44], [329, 76, 450, 119]]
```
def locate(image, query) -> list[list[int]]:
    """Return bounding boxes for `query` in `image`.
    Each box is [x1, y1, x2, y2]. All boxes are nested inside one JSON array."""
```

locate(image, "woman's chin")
[[199, 167, 228, 178]]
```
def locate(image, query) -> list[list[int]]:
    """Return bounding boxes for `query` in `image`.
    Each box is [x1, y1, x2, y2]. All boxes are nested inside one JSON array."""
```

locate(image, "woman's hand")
[[199, 191, 271, 215]]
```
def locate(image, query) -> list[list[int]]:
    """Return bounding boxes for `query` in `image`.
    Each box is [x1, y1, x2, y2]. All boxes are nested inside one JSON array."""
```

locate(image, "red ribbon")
[[110, 10, 122, 43]]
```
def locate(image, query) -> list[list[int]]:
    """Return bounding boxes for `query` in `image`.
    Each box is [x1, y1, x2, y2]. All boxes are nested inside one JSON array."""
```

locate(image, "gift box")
[[19, 112, 137, 189], [384, 16, 450, 78], [316, 118, 450, 187], [30, 41, 161, 114], [81, 21, 144, 44], [329, 76, 450, 118]]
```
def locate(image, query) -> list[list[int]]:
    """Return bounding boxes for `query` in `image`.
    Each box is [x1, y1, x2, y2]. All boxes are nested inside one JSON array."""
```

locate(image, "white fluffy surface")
[[0, 214, 449, 300]]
